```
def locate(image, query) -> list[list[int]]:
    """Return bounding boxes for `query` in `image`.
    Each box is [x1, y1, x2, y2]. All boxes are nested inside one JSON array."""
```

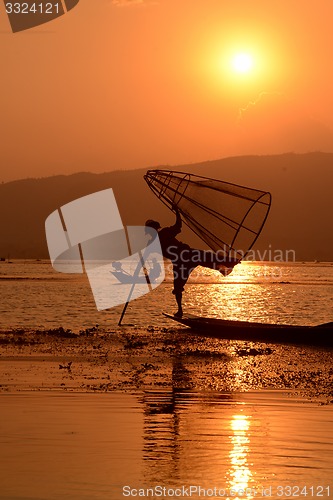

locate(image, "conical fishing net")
[[144, 169, 271, 259]]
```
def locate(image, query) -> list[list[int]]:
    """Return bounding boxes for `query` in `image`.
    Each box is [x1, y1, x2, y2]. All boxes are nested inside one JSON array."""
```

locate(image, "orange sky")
[[1, 0, 333, 182]]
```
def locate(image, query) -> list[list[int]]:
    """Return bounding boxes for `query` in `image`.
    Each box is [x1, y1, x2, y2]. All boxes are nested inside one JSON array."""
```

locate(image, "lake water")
[[0, 260, 332, 331], [1, 390, 333, 500], [1, 262, 333, 500]]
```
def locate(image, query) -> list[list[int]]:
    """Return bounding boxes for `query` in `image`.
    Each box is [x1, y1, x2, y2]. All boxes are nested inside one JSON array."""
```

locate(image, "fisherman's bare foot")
[[174, 309, 183, 318]]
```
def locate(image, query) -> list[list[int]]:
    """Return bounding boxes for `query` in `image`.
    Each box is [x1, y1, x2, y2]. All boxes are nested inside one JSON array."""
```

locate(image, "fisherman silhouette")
[[112, 261, 123, 271], [145, 204, 239, 317], [112, 261, 130, 274]]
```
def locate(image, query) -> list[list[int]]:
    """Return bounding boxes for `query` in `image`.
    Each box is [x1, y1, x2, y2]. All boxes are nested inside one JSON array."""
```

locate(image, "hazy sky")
[[1, 0, 333, 182]]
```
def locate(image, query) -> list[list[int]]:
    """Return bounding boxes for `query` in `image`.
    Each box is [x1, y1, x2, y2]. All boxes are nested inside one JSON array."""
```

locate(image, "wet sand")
[[1, 325, 333, 402]]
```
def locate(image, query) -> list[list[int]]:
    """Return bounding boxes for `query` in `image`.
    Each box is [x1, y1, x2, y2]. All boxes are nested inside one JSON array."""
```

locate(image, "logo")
[[45, 189, 165, 311], [3, 0, 80, 33]]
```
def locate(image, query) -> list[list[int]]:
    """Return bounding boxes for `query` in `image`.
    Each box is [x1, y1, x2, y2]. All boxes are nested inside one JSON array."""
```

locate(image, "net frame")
[[144, 169, 272, 259]]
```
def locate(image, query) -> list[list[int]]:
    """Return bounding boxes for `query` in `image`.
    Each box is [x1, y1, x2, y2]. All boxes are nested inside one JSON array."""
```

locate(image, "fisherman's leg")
[[172, 279, 184, 318], [173, 289, 183, 318], [172, 264, 191, 317]]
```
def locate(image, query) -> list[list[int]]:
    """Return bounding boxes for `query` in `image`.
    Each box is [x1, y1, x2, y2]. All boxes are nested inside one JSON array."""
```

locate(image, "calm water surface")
[[0, 261, 332, 330], [1, 390, 333, 500]]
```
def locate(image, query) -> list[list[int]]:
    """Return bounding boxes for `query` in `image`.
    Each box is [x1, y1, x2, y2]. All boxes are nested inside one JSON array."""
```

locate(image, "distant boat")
[[0, 257, 5, 262], [111, 258, 162, 285], [111, 271, 148, 284], [111, 270, 160, 284]]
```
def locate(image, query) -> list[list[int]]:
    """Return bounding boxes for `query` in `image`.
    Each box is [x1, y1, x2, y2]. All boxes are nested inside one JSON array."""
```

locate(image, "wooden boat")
[[163, 313, 333, 348]]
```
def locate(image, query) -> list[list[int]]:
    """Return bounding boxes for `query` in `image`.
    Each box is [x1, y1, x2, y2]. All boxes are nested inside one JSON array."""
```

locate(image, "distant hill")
[[0, 152, 332, 261]]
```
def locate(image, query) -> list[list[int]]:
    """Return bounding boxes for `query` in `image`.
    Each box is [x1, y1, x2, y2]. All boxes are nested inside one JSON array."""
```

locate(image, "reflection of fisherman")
[[145, 204, 238, 318]]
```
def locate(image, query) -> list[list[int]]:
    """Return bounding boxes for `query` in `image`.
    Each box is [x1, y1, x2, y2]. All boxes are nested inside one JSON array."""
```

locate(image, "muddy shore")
[[1, 326, 333, 403]]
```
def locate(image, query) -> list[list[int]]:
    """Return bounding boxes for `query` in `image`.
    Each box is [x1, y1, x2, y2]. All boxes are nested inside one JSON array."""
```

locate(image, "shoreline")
[[1, 326, 333, 403]]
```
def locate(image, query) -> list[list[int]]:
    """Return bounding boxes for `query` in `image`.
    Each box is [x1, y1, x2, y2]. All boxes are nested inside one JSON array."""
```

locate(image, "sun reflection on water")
[[227, 414, 253, 499]]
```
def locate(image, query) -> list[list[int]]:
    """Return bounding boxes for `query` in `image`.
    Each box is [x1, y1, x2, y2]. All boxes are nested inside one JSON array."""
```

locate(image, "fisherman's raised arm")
[[171, 203, 182, 233]]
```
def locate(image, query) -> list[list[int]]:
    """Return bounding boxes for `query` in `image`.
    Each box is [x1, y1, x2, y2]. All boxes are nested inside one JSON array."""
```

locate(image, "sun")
[[231, 53, 254, 74]]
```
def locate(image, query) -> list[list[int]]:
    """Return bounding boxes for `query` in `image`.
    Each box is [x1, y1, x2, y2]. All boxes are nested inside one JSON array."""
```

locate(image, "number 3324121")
[[5, 3, 60, 14]]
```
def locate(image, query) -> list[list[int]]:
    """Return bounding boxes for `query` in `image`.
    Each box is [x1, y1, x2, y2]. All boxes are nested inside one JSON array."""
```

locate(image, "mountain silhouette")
[[0, 152, 332, 261]]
